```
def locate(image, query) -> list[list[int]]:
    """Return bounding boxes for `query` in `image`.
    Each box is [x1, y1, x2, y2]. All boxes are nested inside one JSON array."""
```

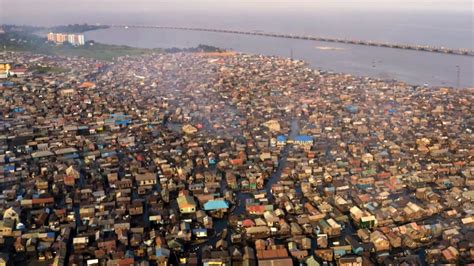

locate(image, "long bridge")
[[106, 24, 474, 57]]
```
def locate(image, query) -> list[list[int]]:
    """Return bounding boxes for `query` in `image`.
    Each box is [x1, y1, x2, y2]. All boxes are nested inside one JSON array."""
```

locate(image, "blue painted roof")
[[63, 154, 79, 159], [294, 135, 313, 142], [204, 200, 229, 211], [1, 82, 14, 87], [334, 248, 348, 255], [115, 119, 132, 126], [101, 151, 117, 158], [276, 135, 287, 142], [110, 113, 126, 118], [4, 165, 15, 172], [156, 248, 171, 257], [345, 105, 358, 113], [366, 204, 376, 211]]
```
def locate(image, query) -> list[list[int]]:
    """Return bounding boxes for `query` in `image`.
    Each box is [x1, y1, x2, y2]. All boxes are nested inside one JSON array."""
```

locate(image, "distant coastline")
[[0, 25, 225, 61]]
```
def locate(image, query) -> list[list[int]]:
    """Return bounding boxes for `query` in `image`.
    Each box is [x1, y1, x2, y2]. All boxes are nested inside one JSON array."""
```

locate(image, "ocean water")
[[4, 9, 473, 86], [86, 26, 473, 87], [79, 10, 473, 87]]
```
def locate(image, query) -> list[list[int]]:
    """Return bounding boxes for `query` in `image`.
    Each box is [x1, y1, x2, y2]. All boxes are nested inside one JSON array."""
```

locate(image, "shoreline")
[[84, 27, 473, 88], [1, 24, 471, 88]]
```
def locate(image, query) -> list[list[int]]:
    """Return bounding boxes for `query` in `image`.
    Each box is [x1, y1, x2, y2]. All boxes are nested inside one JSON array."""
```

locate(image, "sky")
[[0, 0, 472, 26], [1, 0, 473, 14]]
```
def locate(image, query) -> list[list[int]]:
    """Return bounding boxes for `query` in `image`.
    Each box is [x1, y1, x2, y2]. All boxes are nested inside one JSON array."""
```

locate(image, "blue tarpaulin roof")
[[294, 135, 313, 142], [1, 81, 14, 87], [276, 135, 287, 142], [204, 200, 229, 211]]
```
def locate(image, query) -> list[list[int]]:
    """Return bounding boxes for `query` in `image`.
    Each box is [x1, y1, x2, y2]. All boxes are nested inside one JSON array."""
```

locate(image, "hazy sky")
[[1, 0, 473, 13], [1, 0, 472, 26]]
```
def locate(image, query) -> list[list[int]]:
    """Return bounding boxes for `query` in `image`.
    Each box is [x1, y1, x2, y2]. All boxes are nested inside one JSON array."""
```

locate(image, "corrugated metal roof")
[[177, 195, 196, 208], [31, 150, 54, 158], [55, 147, 78, 155]]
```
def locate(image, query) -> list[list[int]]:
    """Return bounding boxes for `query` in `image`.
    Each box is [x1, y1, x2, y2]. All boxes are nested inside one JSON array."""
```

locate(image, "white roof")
[[73, 237, 88, 244]]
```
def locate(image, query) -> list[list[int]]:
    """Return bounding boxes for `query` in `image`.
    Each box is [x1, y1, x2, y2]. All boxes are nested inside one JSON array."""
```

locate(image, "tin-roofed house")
[[177, 195, 197, 214], [350, 206, 378, 229], [134, 172, 157, 194]]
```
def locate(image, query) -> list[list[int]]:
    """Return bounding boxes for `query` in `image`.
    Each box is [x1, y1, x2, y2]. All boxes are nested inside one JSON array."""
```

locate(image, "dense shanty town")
[[0, 50, 473, 266]]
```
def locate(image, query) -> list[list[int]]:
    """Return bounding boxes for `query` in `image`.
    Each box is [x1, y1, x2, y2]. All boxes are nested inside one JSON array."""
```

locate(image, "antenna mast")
[[455, 65, 460, 88]]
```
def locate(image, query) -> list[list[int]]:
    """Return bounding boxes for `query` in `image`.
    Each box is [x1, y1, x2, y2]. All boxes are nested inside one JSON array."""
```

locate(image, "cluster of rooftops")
[[0, 50, 472, 265]]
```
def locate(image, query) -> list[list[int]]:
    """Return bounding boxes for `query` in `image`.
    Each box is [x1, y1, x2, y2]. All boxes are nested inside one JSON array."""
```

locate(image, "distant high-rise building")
[[47, 32, 85, 46], [57, 34, 67, 43], [67, 34, 75, 44], [75, 34, 85, 46], [47, 32, 55, 42]]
